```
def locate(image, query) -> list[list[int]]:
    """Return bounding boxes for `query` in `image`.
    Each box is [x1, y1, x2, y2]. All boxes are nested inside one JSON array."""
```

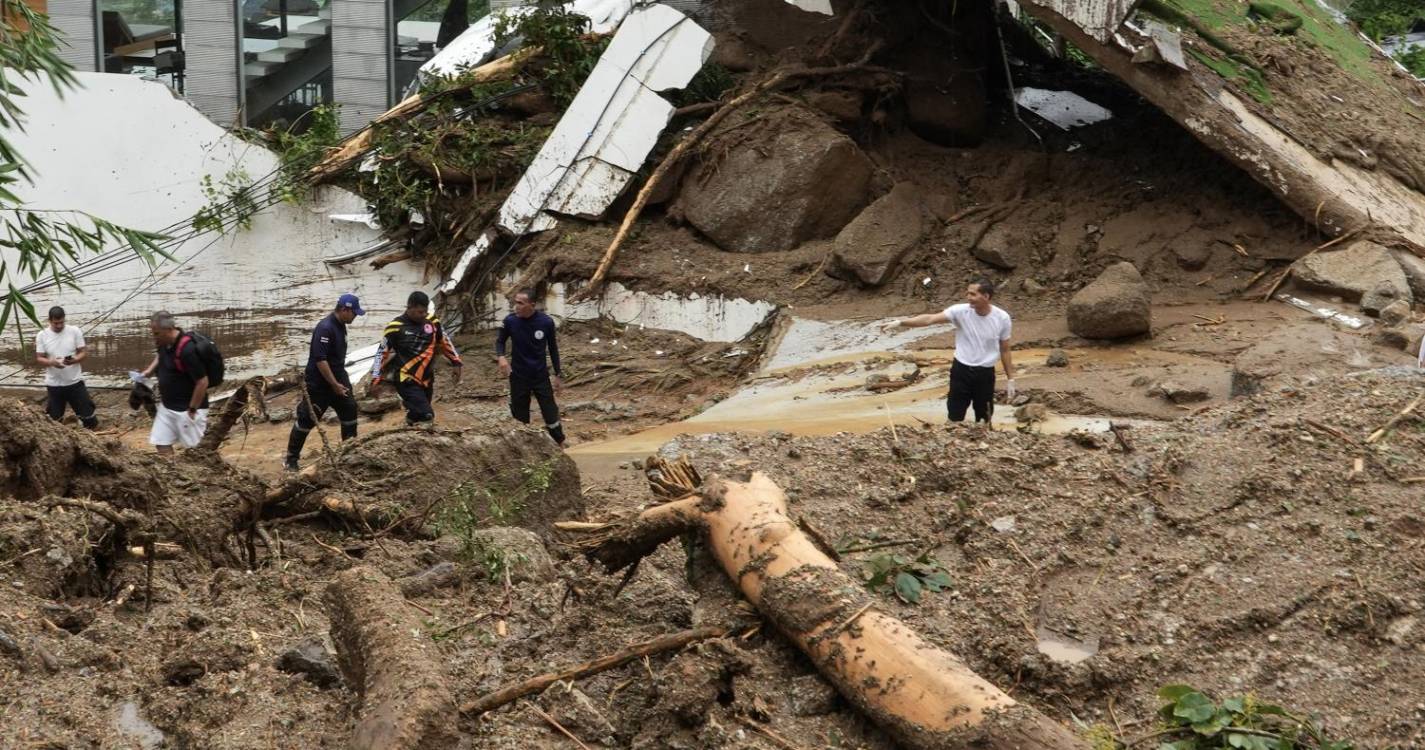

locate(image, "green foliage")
[[1247, 2, 1304, 34], [1397, 45, 1425, 78], [862, 551, 952, 604], [670, 63, 736, 108], [0, 0, 169, 334], [267, 104, 343, 205], [1347, 0, 1425, 41], [1149, 684, 1355, 749], [492, 4, 608, 106], [191, 167, 259, 233], [1188, 48, 1273, 103], [432, 459, 557, 573]]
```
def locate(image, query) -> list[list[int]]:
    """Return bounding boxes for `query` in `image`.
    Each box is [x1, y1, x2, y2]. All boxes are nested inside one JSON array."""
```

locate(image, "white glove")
[[881, 319, 903, 333], [1004, 379, 1017, 401]]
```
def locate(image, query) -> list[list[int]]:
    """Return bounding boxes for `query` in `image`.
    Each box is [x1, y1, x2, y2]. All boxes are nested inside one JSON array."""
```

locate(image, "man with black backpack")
[[140, 310, 224, 454]]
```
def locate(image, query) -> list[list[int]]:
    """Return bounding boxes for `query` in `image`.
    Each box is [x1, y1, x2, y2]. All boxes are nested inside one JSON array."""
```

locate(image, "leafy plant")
[[0, 0, 168, 334], [492, 4, 608, 106], [862, 551, 952, 604], [1147, 684, 1355, 750], [1347, 0, 1424, 42], [432, 459, 558, 567], [191, 167, 259, 233], [267, 105, 343, 205]]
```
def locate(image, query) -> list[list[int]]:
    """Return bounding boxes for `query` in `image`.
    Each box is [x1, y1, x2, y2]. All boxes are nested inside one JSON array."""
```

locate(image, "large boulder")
[[1067, 262, 1152, 339], [972, 221, 1034, 270], [1291, 240, 1411, 306], [673, 109, 874, 253], [825, 182, 928, 287]]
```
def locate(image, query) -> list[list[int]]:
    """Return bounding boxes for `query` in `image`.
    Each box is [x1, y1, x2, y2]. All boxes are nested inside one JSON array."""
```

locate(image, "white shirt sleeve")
[[1419, 334, 1425, 368], [73, 329, 86, 350], [35, 331, 46, 356], [1000, 312, 1013, 341]]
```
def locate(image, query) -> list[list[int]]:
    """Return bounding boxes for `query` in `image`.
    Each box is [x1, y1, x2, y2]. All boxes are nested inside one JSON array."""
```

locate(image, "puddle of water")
[[115, 701, 166, 749], [1035, 627, 1100, 665]]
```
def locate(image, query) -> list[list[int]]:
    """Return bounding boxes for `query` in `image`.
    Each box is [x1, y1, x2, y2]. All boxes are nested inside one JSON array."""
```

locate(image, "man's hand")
[[331, 382, 350, 398], [1004, 379, 1017, 401], [451, 366, 463, 385], [553, 375, 564, 393], [497, 356, 511, 376], [367, 381, 383, 398], [187, 408, 198, 420], [880, 319, 903, 333]]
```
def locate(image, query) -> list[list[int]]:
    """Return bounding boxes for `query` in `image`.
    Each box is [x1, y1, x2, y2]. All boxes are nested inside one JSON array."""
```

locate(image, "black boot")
[[284, 425, 310, 472]]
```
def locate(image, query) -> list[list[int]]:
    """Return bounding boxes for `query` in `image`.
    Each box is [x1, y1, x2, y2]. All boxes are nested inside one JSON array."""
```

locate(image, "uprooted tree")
[[560, 456, 1089, 750]]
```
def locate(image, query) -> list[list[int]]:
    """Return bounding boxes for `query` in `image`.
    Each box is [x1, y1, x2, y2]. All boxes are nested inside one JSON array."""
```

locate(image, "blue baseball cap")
[[337, 293, 365, 316]]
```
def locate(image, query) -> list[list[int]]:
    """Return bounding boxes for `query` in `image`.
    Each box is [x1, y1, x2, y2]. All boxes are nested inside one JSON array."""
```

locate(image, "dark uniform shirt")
[[305, 313, 350, 387], [369, 313, 462, 387], [156, 330, 210, 412], [495, 312, 561, 378]]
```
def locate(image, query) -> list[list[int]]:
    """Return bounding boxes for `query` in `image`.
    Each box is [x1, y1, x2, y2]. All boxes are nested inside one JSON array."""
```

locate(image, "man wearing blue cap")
[[284, 293, 364, 471]]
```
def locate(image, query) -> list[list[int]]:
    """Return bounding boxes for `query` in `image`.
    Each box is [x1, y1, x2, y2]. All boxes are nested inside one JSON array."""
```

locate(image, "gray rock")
[[1393, 249, 1425, 301], [972, 222, 1034, 271], [1362, 281, 1407, 317], [1045, 349, 1069, 367], [1374, 327, 1410, 351], [1021, 278, 1048, 295], [674, 108, 873, 253], [825, 182, 928, 287], [276, 637, 341, 688], [1067, 262, 1152, 339], [1380, 299, 1412, 327], [467, 527, 555, 583], [1150, 381, 1210, 404], [266, 408, 293, 423], [1173, 242, 1212, 271], [1292, 240, 1411, 306], [786, 674, 838, 716], [398, 561, 460, 598]]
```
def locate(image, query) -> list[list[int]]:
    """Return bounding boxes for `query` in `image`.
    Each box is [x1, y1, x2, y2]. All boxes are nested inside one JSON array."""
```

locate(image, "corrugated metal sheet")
[[48, 0, 98, 71], [1034, 0, 1141, 43], [332, 51, 389, 78], [184, 0, 240, 124]]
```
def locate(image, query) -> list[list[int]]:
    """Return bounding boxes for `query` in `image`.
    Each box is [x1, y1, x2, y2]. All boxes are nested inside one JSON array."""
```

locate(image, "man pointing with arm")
[[885, 278, 1015, 424]]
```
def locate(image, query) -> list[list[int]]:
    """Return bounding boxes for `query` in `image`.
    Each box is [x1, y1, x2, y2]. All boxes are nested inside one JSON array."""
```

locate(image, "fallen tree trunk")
[[307, 50, 532, 183], [326, 566, 458, 750], [198, 377, 268, 452], [563, 459, 1087, 750]]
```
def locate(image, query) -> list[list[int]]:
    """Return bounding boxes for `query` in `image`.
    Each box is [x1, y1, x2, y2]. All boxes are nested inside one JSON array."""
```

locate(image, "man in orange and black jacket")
[[369, 291, 462, 424]]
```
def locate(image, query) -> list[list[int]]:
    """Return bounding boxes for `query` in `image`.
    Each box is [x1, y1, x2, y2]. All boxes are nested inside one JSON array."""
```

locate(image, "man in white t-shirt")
[[884, 279, 1016, 424], [34, 306, 98, 429]]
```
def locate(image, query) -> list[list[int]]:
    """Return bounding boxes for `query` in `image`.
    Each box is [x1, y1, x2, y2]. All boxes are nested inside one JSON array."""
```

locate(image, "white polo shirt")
[[944, 303, 1012, 368], [35, 326, 86, 387]]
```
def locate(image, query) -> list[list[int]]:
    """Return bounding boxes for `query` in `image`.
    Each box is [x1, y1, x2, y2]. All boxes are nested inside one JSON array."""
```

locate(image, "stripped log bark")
[[326, 566, 458, 750], [198, 377, 268, 452], [563, 458, 1088, 750]]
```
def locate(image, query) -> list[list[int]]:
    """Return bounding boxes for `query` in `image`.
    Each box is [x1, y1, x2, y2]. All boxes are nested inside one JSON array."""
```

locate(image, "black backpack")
[[175, 331, 226, 388]]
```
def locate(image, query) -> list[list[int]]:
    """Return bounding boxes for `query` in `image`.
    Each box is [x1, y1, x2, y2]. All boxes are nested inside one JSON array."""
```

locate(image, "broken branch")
[[1366, 393, 1423, 444], [460, 625, 725, 716]]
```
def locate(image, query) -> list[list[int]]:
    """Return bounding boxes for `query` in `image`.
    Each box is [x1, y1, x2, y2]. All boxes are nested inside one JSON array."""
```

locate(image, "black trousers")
[[46, 381, 98, 429], [510, 372, 564, 444], [286, 380, 359, 462], [947, 360, 995, 423], [396, 379, 436, 424]]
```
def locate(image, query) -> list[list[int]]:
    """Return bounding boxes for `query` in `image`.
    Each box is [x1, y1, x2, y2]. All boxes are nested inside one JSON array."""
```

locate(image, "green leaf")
[[922, 571, 952, 591], [893, 572, 923, 603], [1159, 684, 1198, 703], [1173, 692, 1217, 724], [1222, 697, 1246, 715]]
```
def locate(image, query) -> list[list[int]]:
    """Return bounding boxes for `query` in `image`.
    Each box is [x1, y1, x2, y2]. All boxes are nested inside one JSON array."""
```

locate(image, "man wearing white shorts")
[[884, 278, 1016, 424], [140, 311, 209, 454]]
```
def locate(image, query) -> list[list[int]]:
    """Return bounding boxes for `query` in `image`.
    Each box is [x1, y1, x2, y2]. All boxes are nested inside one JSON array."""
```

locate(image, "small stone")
[[1361, 281, 1405, 317], [1380, 299, 1411, 326], [275, 637, 341, 688], [466, 527, 556, 583], [1021, 278, 1047, 295], [1045, 349, 1069, 367], [1152, 381, 1210, 404], [990, 516, 1017, 533], [266, 408, 293, 423]]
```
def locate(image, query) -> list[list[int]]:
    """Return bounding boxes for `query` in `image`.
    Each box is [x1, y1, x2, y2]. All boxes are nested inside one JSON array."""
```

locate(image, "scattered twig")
[[309, 533, 355, 560], [525, 701, 593, 750], [404, 598, 435, 616], [1366, 393, 1423, 444], [460, 626, 726, 715], [838, 538, 919, 555], [1301, 417, 1357, 446], [736, 716, 807, 750]]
